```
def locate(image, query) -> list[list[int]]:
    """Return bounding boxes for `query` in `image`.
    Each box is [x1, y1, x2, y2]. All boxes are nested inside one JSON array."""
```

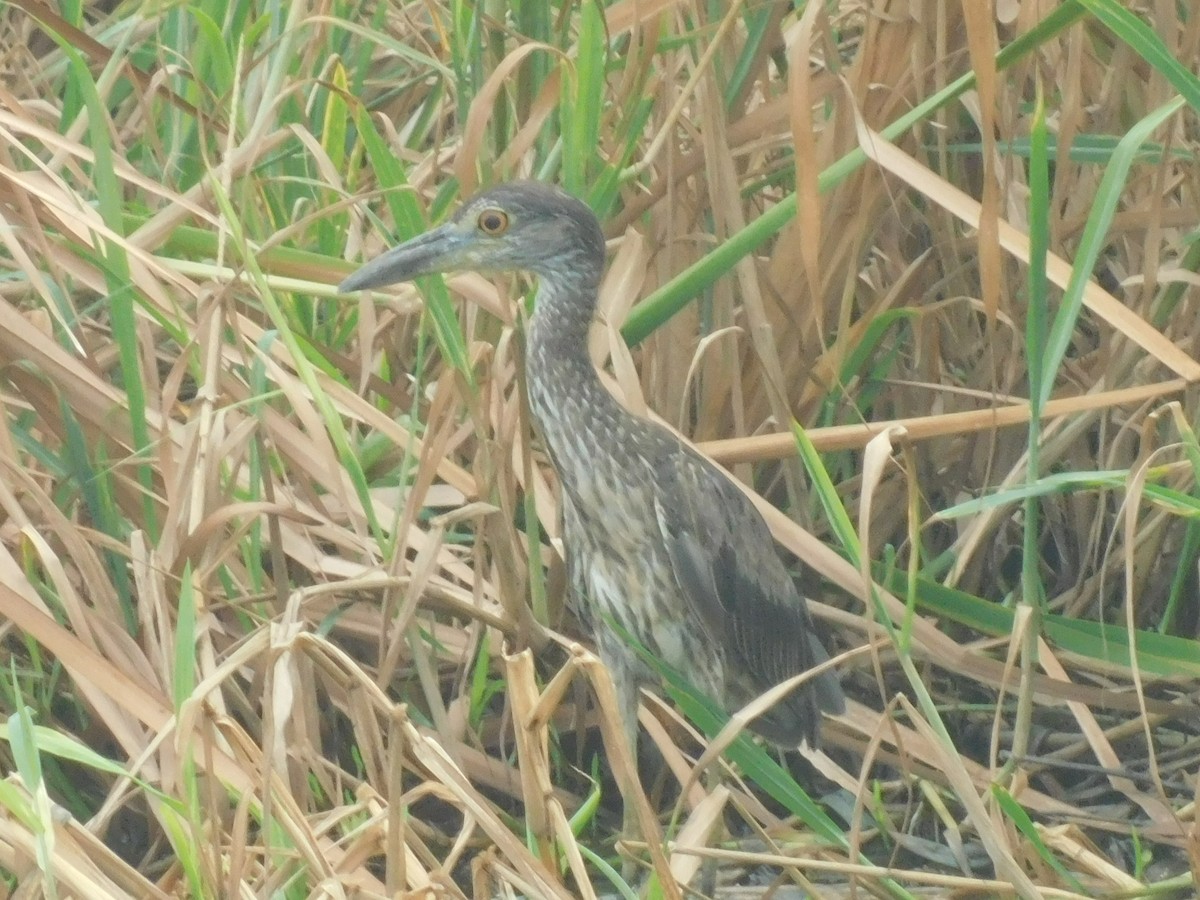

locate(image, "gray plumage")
[[341, 181, 844, 752]]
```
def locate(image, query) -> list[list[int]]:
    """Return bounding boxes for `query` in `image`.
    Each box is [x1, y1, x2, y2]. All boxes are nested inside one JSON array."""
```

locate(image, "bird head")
[[339, 181, 605, 293]]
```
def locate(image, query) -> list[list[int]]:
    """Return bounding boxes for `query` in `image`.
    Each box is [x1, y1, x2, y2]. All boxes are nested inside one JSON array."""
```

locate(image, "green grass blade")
[[1077, 0, 1200, 110], [1039, 95, 1185, 409]]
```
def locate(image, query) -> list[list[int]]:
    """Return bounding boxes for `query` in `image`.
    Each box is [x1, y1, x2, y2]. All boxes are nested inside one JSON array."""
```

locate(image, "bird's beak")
[[338, 223, 464, 293]]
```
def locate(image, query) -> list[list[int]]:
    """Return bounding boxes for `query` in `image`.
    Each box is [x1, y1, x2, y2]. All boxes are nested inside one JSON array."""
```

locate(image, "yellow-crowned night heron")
[[340, 181, 844, 758]]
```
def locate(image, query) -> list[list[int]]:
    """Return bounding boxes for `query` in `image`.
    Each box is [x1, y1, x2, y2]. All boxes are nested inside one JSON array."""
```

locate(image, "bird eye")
[[477, 208, 509, 235]]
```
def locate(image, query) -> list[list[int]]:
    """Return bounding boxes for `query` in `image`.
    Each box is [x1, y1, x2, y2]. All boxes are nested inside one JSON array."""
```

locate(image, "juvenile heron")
[[340, 181, 844, 759]]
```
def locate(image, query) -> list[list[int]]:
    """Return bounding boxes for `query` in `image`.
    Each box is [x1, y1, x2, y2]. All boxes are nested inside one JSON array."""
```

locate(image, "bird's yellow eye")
[[477, 208, 509, 235]]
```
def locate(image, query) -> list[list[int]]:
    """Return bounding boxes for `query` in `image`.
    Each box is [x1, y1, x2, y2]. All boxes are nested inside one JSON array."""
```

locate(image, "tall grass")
[[0, 1, 1197, 896]]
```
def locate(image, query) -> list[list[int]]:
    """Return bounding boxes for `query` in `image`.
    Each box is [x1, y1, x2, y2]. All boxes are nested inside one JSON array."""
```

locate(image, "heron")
[[340, 181, 844, 785]]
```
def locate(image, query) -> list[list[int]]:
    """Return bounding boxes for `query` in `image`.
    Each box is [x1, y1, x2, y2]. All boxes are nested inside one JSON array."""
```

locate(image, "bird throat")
[[524, 272, 627, 497]]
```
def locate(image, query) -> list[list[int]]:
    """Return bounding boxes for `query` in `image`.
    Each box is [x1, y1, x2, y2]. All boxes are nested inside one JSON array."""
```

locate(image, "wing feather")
[[654, 449, 844, 741]]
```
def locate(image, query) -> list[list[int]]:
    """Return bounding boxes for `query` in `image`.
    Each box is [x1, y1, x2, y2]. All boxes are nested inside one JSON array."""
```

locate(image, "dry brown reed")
[[0, 1, 1196, 897]]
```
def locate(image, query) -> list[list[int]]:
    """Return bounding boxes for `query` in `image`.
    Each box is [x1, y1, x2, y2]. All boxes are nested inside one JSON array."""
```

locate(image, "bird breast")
[[527, 375, 728, 691]]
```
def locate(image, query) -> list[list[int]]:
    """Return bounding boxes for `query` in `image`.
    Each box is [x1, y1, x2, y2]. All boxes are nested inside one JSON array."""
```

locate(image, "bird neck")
[[525, 269, 625, 454], [528, 267, 596, 348]]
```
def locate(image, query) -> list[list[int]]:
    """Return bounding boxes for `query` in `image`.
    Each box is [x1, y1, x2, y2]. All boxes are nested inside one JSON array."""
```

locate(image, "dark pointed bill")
[[338, 224, 463, 293]]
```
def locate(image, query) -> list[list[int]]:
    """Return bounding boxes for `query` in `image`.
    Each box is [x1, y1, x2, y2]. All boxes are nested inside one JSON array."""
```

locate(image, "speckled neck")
[[524, 258, 628, 483]]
